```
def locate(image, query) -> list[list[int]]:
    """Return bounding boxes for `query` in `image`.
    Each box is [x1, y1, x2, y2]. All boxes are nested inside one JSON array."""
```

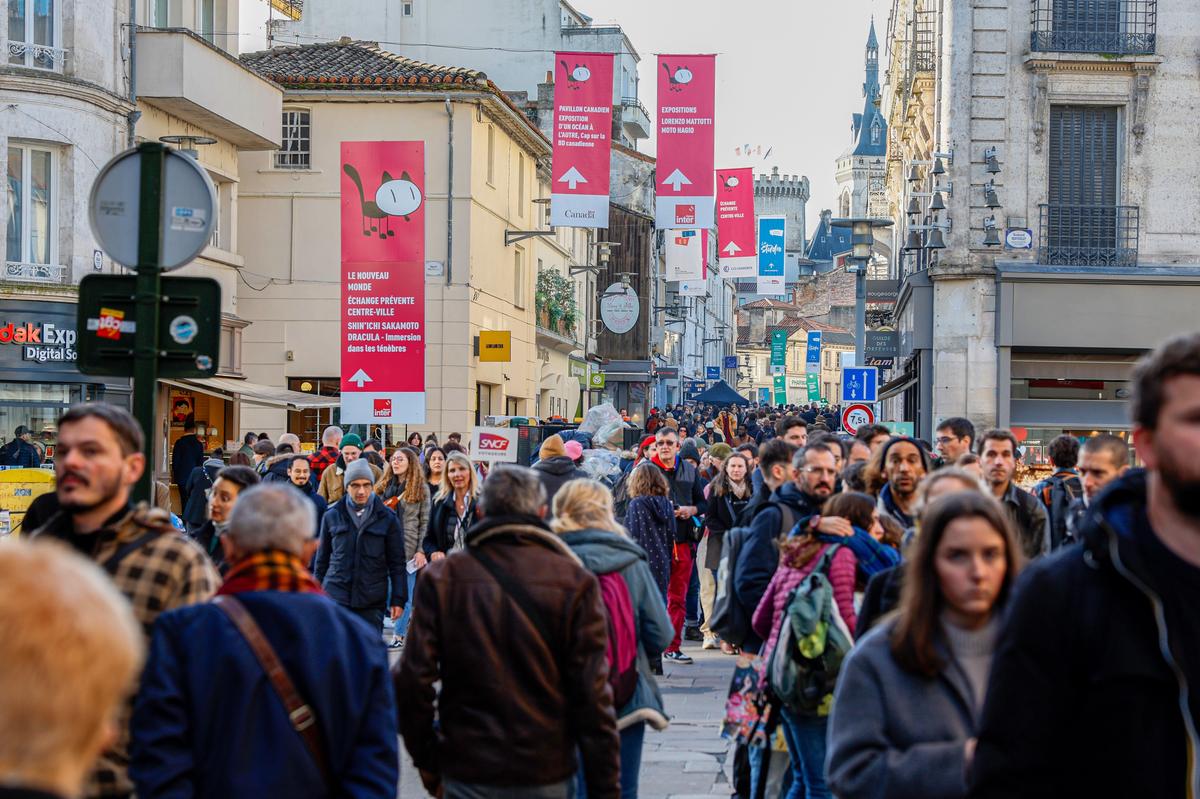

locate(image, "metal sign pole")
[[133, 143, 165, 504]]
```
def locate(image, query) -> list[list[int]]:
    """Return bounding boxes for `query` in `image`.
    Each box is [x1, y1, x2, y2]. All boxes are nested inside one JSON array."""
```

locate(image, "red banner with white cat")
[[550, 51, 614, 228], [340, 141, 426, 424]]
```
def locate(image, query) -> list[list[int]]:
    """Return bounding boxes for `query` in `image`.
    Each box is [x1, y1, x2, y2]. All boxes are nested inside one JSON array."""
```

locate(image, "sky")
[[581, 0, 888, 237]]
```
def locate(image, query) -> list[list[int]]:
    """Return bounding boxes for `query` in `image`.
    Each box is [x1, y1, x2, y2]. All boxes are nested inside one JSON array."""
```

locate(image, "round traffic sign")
[[842, 403, 875, 435], [88, 146, 217, 271]]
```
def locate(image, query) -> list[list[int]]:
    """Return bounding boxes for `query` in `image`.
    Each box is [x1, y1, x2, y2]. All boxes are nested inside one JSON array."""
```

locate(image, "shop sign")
[[865, 280, 900, 304], [339, 141, 427, 424], [706, 365, 721, 380], [569, 358, 588, 386], [1005, 228, 1034, 249], [0, 320, 78, 364], [470, 426, 519, 463], [588, 371, 606, 389], [549, 52, 614, 228], [478, 330, 512, 362], [599, 283, 639, 334], [864, 330, 898, 368]]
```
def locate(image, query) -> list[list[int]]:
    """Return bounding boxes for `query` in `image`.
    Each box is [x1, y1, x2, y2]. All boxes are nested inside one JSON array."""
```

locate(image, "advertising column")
[[655, 55, 716, 229], [549, 52, 614, 228], [340, 141, 426, 424], [716, 167, 755, 278], [757, 215, 786, 295]]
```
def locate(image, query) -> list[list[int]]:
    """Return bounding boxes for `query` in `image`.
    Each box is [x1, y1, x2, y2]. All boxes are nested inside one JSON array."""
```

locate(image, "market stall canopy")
[[165, 377, 341, 409], [692, 380, 751, 406]]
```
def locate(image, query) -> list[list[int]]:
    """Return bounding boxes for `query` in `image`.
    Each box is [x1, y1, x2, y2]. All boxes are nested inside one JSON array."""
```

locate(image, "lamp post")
[[831, 216, 893, 366]]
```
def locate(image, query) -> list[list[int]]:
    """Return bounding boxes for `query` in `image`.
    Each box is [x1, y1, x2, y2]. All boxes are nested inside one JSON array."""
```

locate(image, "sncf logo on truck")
[[471, 427, 519, 462], [478, 433, 511, 453]]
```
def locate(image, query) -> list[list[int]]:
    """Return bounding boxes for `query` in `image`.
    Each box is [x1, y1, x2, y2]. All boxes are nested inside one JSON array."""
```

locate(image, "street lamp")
[[831, 217, 893, 366]]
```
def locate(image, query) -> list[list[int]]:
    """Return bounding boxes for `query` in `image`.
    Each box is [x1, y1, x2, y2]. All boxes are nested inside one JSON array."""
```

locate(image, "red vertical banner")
[[340, 141, 426, 424], [716, 167, 756, 278], [655, 54, 716, 230], [550, 52, 614, 228]]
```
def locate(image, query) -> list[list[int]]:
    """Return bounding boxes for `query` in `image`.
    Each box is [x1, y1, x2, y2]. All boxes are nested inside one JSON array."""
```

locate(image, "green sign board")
[[569, 358, 588, 387], [76, 274, 221, 378], [772, 373, 787, 405], [770, 329, 787, 367], [806, 373, 820, 402], [588, 371, 606, 389]]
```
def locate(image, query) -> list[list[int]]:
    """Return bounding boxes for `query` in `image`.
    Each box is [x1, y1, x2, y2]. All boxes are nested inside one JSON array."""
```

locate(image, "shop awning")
[[165, 377, 341, 409], [878, 375, 917, 401]]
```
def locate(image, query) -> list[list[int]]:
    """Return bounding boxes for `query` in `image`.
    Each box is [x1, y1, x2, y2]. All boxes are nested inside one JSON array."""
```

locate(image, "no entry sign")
[[550, 52, 613, 228], [655, 54, 716, 229], [842, 403, 875, 436], [340, 141, 426, 424]]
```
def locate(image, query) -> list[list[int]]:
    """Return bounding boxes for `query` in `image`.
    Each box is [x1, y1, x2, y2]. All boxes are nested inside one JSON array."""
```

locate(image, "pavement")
[[391, 638, 736, 798]]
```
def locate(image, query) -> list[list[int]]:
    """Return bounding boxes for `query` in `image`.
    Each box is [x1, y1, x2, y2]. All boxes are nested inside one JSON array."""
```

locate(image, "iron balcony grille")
[[1030, 0, 1156, 55], [1038, 204, 1139, 266]]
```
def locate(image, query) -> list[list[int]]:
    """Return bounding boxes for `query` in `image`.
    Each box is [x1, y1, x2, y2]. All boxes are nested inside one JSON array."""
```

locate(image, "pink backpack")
[[596, 571, 639, 708]]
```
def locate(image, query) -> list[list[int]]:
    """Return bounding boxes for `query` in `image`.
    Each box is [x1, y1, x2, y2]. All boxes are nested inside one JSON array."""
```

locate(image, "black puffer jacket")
[[314, 494, 408, 610], [532, 456, 588, 511], [970, 470, 1200, 798]]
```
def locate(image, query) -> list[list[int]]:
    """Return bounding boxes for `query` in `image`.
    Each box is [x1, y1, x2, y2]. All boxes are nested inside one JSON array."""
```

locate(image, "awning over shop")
[[878, 375, 917, 402], [165, 377, 340, 409]]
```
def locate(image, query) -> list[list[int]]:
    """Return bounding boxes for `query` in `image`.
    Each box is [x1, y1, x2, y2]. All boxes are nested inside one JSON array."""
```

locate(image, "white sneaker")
[[702, 635, 719, 650]]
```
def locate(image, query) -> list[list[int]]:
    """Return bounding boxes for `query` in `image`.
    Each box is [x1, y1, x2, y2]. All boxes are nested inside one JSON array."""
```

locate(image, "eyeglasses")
[[802, 466, 838, 477], [658, 440, 678, 448], [935, 436, 957, 445]]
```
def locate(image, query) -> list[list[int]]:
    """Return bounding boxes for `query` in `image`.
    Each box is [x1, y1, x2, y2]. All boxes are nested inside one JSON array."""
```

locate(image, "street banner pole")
[[133, 144, 166, 504]]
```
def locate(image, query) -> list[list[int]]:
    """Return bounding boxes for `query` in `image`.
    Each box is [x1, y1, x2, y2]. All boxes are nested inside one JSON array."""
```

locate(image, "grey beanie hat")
[[343, 458, 375, 489]]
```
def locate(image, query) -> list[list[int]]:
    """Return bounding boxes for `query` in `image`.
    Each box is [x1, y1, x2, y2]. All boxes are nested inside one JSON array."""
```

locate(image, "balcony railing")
[[619, 97, 651, 140], [1038, 204, 1139, 266], [5, 261, 69, 284], [7, 41, 68, 71], [1030, 0, 1156, 55]]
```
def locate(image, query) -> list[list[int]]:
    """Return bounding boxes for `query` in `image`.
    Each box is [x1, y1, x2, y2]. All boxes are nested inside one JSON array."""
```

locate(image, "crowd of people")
[[1, 332, 1198, 799]]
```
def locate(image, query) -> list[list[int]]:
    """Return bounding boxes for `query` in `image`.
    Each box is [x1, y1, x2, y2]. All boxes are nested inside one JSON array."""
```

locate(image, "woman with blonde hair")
[[828, 492, 1023, 799], [423, 451, 478, 559], [552, 479, 673, 799]]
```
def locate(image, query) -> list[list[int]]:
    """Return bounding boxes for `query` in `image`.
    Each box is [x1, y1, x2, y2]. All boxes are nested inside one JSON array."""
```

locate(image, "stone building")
[[835, 21, 889, 226], [881, 0, 1200, 460], [733, 167, 811, 303]]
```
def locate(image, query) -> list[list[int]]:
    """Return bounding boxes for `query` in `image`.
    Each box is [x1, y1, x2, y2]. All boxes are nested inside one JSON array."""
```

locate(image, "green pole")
[[132, 143, 165, 504]]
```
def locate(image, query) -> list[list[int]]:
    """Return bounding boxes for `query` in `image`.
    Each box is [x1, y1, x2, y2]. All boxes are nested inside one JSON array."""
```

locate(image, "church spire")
[[863, 18, 879, 99]]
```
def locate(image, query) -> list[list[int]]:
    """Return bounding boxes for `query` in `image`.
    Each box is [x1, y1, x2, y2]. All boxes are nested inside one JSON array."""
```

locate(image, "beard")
[[58, 468, 126, 514], [1157, 444, 1200, 518]]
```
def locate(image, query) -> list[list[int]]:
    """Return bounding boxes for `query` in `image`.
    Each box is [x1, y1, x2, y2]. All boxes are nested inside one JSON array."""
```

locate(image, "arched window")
[[871, 120, 881, 145], [839, 191, 851, 218]]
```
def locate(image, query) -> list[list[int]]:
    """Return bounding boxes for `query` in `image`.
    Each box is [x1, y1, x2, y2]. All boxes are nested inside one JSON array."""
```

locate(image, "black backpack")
[[1041, 472, 1081, 551], [709, 501, 797, 647]]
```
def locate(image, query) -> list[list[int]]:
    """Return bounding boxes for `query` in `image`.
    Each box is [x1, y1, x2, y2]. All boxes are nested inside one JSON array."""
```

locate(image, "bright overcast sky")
[[582, 0, 888, 236]]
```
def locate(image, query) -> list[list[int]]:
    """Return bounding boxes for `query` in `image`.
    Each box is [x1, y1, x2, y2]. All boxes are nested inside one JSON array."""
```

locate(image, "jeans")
[[444, 778, 576, 799], [395, 571, 417, 636], [575, 722, 646, 799], [666, 542, 695, 652], [747, 743, 791, 799], [779, 709, 830, 799]]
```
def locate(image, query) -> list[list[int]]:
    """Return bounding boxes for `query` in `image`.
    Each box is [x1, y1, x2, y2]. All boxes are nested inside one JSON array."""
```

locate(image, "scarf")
[[348, 495, 375, 530], [651, 452, 676, 473], [217, 549, 325, 596]]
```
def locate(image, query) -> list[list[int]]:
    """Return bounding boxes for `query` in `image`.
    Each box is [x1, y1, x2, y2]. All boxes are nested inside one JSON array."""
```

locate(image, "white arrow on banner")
[[349, 369, 373, 388], [662, 168, 692, 192], [723, 241, 742, 256], [558, 166, 588, 190]]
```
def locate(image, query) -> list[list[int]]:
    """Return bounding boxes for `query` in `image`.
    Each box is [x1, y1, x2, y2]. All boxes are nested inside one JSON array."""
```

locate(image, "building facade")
[[881, 0, 1200, 463], [834, 22, 889, 227]]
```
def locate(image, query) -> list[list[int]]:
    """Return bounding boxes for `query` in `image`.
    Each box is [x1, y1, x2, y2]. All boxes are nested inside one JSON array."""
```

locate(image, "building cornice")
[[0, 70, 134, 116], [1023, 52, 1164, 75]]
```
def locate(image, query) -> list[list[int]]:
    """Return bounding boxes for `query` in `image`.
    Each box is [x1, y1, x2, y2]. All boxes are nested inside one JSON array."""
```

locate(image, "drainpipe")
[[445, 97, 454, 286], [127, 0, 139, 146]]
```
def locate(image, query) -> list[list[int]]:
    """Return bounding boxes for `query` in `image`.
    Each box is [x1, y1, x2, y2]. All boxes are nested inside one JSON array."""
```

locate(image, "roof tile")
[[240, 39, 488, 89]]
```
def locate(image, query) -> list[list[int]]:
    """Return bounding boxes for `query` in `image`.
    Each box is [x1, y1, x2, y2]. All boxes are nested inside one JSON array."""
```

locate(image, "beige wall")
[[237, 94, 551, 438]]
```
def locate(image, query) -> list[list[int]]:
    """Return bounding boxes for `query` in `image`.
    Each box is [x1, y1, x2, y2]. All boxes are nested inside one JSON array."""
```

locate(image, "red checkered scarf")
[[217, 549, 325, 596]]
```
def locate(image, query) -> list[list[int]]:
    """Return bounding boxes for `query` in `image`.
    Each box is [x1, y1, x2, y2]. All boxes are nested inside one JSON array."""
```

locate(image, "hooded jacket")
[[260, 453, 296, 484], [559, 528, 673, 730], [182, 458, 224, 528], [395, 514, 620, 796], [314, 494, 407, 610], [532, 455, 588, 510], [970, 470, 1200, 798]]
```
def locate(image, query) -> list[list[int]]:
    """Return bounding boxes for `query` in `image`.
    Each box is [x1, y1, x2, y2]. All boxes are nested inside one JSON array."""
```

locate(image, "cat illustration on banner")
[[662, 62, 693, 92], [342, 163, 423, 239], [560, 59, 591, 88]]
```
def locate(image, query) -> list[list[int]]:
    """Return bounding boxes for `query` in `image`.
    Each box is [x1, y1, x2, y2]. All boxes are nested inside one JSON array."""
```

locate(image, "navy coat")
[[130, 591, 398, 799], [315, 494, 408, 609]]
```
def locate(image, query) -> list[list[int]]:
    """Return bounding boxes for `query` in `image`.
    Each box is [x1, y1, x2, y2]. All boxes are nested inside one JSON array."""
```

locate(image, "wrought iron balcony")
[[5, 261, 69, 284], [619, 97, 651, 140], [1030, 0, 1156, 55], [7, 41, 68, 71], [1038, 204, 1139, 266]]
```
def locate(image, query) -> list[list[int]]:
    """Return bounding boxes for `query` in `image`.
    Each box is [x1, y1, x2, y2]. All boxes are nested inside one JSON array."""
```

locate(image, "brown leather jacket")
[[394, 514, 619, 796]]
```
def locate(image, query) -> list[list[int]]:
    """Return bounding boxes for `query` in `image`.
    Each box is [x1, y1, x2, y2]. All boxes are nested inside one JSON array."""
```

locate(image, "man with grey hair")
[[396, 464, 620, 798], [308, 425, 344, 482], [131, 484, 400, 798]]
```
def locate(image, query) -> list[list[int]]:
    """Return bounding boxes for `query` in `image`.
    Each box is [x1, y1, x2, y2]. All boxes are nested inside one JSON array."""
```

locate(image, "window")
[[6, 144, 56, 271], [401, 0, 413, 15], [275, 109, 311, 169], [517, 152, 526, 214], [197, 0, 214, 43], [475, 383, 493, 425], [7, 0, 61, 70], [870, 120, 881, 145], [486, 125, 496, 185], [513, 248, 526, 308]]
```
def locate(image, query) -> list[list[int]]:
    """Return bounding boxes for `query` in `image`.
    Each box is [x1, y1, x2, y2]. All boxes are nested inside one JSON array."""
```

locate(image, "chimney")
[[749, 308, 766, 345]]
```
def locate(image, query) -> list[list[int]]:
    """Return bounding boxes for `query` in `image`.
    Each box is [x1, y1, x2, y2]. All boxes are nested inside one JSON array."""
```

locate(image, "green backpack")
[[766, 545, 854, 716]]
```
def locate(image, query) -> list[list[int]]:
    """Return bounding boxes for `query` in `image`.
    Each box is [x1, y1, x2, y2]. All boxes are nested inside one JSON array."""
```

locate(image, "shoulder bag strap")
[[100, 529, 163, 576], [470, 546, 560, 665], [213, 596, 332, 786]]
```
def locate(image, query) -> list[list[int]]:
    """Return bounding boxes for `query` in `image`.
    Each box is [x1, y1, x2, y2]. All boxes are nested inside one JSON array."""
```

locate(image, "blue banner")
[[805, 331, 822, 374], [756, 215, 786, 295], [706, 365, 721, 380], [758, 387, 771, 404]]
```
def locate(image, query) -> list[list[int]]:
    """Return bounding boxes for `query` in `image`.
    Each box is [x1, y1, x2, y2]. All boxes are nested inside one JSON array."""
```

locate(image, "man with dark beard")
[[971, 333, 1200, 799], [28, 403, 220, 798]]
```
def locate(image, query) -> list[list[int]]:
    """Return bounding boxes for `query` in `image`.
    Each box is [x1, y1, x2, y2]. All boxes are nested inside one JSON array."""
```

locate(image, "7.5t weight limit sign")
[[842, 403, 875, 436]]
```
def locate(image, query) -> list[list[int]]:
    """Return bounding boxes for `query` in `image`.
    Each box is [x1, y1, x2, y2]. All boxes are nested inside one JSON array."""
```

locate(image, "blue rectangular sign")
[[841, 366, 879, 403], [723, 355, 738, 370], [706, 365, 721, 380], [758, 387, 771, 404], [805, 331, 822, 374], [757, 216, 786, 290]]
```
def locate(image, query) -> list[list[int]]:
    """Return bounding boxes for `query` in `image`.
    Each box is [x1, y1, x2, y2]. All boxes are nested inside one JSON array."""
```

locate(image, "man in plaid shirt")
[[30, 403, 220, 798], [307, 424, 343, 482]]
